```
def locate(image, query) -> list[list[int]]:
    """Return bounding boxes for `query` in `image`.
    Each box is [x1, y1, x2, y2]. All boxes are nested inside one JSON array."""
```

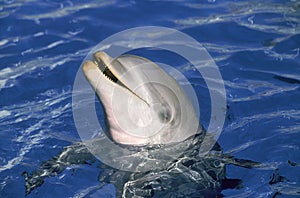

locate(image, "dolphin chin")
[[83, 51, 200, 145]]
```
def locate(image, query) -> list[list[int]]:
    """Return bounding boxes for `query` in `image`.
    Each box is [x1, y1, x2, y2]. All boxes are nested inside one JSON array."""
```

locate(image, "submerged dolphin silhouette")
[[82, 51, 199, 145], [23, 51, 261, 196]]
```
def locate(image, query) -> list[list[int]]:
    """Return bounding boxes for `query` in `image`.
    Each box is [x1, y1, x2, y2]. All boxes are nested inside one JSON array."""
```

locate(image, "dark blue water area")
[[0, 0, 299, 197]]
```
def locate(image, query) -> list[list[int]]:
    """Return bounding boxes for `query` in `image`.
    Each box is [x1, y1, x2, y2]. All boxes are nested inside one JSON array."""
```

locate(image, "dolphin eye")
[[159, 108, 171, 123]]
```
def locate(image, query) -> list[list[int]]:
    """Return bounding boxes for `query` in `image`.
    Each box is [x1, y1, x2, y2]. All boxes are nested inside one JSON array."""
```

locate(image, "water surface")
[[0, 0, 299, 197]]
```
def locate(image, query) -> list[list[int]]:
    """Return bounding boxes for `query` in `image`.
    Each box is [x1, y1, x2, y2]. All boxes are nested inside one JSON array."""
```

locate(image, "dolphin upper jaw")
[[83, 51, 199, 145]]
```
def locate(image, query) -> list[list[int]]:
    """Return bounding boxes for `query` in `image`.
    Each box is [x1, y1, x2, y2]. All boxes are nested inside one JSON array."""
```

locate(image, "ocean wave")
[[177, 1, 300, 35], [0, 87, 73, 172], [0, 48, 89, 90]]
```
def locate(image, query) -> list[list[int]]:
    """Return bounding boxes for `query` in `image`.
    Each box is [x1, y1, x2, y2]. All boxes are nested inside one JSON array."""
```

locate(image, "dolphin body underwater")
[[23, 51, 261, 197]]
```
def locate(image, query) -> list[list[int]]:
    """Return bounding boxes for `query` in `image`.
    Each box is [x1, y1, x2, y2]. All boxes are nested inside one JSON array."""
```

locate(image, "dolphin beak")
[[82, 51, 120, 85], [82, 52, 117, 103], [92, 51, 120, 83], [85, 51, 149, 105], [83, 51, 128, 91]]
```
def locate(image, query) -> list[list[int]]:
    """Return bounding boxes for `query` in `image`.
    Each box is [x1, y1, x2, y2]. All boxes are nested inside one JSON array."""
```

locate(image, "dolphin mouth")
[[93, 55, 119, 83], [92, 52, 149, 105]]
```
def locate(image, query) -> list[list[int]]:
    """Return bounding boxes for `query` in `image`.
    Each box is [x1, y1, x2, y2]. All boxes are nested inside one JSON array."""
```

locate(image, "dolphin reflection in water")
[[24, 51, 261, 197]]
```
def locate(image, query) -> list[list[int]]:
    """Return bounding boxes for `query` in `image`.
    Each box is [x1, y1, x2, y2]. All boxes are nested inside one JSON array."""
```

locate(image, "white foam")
[[47, 40, 64, 49], [0, 39, 8, 47], [33, 32, 44, 37], [0, 79, 7, 88], [0, 67, 13, 77], [0, 110, 11, 119]]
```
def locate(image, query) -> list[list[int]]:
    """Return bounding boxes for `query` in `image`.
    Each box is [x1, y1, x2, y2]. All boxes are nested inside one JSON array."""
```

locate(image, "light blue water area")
[[0, 0, 299, 197]]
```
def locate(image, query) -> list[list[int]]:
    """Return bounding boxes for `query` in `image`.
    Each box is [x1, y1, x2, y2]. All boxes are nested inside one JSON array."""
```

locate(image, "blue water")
[[0, 0, 299, 197]]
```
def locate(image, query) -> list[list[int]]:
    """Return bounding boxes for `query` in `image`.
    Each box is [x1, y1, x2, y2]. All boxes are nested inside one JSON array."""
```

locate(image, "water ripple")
[[17, 1, 115, 22], [177, 1, 300, 35], [0, 0, 299, 197], [0, 86, 74, 172], [0, 48, 89, 90]]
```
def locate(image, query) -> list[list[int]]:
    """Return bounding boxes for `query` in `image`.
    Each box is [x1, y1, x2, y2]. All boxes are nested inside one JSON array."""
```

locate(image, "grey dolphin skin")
[[82, 51, 199, 145], [23, 51, 261, 197]]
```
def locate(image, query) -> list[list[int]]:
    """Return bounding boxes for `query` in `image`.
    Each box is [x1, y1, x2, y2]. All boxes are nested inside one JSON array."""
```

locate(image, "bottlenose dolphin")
[[82, 51, 199, 145], [23, 51, 261, 196]]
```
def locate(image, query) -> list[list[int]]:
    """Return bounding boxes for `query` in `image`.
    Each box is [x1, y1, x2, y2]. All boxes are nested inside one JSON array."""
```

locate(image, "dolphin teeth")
[[94, 58, 118, 83], [103, 66, 118, 82]]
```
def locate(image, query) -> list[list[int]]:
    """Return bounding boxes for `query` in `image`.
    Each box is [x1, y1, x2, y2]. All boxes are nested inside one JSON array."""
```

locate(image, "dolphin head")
[[83, 51, 199, 145]]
